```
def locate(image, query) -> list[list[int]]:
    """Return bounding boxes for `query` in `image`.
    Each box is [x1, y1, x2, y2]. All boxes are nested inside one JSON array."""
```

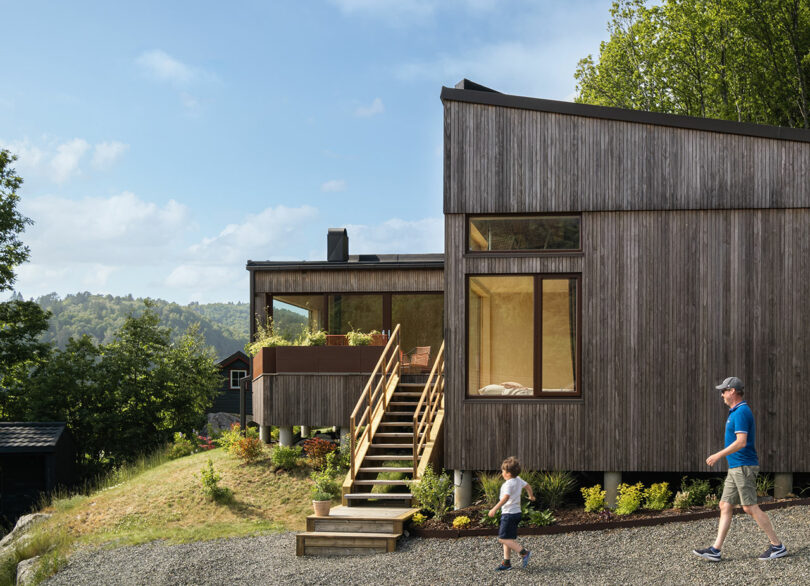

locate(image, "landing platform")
[[313, 506, 420, 521]]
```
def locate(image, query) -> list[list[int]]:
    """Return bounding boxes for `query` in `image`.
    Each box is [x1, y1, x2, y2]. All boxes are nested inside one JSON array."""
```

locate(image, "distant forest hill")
[[30, 293, 309, 360]]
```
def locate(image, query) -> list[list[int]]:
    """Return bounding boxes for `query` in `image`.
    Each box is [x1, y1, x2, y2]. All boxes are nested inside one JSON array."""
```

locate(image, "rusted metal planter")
[[253, 346, 386, 378]]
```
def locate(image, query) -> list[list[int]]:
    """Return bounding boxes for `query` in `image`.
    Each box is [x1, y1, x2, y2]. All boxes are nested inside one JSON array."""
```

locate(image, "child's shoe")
[[521, 550, 531, 568], [495, 561, 512, 571]]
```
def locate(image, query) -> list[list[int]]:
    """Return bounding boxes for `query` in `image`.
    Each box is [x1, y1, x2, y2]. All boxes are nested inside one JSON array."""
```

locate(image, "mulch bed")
[[409, 497, 810, 538]]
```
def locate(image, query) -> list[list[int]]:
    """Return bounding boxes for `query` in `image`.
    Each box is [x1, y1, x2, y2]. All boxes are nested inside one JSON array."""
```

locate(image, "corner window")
[[230, 370, 247, 389], [467, 275, 580, 398], [468, 215, 581, 252]]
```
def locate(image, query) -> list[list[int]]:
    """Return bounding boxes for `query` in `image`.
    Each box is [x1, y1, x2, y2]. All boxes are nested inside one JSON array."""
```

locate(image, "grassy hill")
[[2, 447, 317, 584]]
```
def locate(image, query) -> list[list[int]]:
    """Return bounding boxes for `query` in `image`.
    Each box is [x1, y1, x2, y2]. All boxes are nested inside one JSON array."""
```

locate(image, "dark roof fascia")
[[440, 86, 810, 144], [0, 422, 66, 451], [246, 257, 444, 272]]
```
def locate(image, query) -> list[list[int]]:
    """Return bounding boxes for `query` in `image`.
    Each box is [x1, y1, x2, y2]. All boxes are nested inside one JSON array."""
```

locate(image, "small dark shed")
[[0, 422, 74, 523], [210, 351, 251, 414]]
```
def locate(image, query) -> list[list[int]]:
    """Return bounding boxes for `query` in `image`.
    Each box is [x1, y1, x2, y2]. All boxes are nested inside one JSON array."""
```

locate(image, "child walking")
[[488, 456, 535, 571]]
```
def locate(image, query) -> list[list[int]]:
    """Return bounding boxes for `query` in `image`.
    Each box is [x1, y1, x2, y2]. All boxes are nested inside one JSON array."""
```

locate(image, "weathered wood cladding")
[[444, 101, 810, 214], [253, 268, 443, 295], [444, 210, 810, 472], [252, 374, 368, 427]]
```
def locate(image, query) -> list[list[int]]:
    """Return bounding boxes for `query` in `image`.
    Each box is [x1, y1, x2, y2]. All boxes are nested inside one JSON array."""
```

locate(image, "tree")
[[0, 150, 51, 418], [575, 0, 810, 128]]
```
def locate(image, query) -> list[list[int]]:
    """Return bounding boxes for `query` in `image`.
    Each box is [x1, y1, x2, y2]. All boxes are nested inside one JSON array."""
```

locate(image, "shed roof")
[[247, 253, 444, 271], [0, 422, 67, 453], [442, 79, 810, 144]]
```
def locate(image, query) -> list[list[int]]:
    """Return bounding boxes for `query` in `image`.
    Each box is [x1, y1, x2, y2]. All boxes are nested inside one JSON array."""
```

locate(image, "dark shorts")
[[498, 512, 521, 540]]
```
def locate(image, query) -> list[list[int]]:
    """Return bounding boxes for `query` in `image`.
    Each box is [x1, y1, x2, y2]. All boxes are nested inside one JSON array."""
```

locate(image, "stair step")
[[374, 432, 413, 438], [296, 531, 400, 556], [397, 383, 425, 388], [379, 421, 414, 426], [370, 443, 412, 449], [363, 455, 414, 461], [384, 411, 415, 416], [344, 493, 413, 500], [392, 392, 422, 397], [389, 402, 418, 407], [353, 479, 411, 485], [359, 467, 412, 473]]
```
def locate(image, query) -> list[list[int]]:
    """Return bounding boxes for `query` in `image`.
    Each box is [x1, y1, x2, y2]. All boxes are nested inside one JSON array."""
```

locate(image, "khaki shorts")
[[721, 465, 759, 506]]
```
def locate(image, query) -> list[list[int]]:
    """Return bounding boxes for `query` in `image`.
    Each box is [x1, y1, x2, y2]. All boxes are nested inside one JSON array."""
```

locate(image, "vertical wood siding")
[[444, 210, 810, 472], [444, 102, 810, 214], [251, 374, 368, 427]]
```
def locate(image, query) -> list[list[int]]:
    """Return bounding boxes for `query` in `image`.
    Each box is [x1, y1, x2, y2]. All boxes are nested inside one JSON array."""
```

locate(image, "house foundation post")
[[454, 470, 472, 510], [300, 426, 310, 439], [774, 473, 793, 499], [278, 426, 293, 446], [604, 472, 621, 508], [259, 425, 272, 444]]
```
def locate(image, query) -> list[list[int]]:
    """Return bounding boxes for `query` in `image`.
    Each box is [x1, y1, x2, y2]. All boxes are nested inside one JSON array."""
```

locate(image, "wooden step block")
[[353, 479, 411, 485], [375, 432, 414, 438], [379, 421, 414, 426], [296, 531, 399, 556], [308, 518, 398, 534], [359, 467, 412, 473], [369, 443, 412, 449], [397, 382, 425, 388], [363, 455, 414, 460], [384, 411, 415, 416], [392, 392, 422, 397], [344, 492, 413, 500]]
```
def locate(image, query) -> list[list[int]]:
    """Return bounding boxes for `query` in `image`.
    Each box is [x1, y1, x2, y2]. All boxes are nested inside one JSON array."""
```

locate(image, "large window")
[[468, 215, 581, 252], [327, 294, 383, 335], [467, 275, 580, 398], [392, 294, 444, 363], [273, 295, 326, 343]]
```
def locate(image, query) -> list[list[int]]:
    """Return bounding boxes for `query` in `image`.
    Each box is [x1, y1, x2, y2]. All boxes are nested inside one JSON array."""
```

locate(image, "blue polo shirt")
[[725, 401, 758, 468]]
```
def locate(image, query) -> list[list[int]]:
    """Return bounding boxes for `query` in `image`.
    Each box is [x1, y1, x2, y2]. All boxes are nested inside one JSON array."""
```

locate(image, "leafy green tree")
[[575, 0, 810, 128], [0, 150, 51, 418]]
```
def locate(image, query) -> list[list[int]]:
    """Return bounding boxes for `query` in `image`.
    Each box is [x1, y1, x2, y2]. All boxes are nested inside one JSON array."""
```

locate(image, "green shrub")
[[310, 467, 340, 501], [232, 436, 264, 464], [246, 316, 290, 356], [480, 509, 500, 526], [673, 490, 691, 509], [200, 458, 231, 501], [168, 431, 198, 459], [581, 484, 606, 512], [302, 437, 338, 470], [478, 472, 504, 507], [298, 328, 327, 346], [410, 512, 427, 526], [705, 493, 719, 509], [452, 515, 471, 529], [757, 473, 774, 497], [346, 328, 377, 346], [615, 482, 645, 515], [270, 445, 302, 470], [644, 482, 672, 510], [216, 423, 259, 454], [524, 507, 556, 527], [410, 465, 454, 519], [681, 476, 712, 506], [536, 470, 577, 510]]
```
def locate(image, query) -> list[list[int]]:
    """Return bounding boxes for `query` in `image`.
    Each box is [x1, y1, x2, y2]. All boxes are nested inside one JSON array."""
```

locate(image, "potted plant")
[[310, 468, 340, 516]]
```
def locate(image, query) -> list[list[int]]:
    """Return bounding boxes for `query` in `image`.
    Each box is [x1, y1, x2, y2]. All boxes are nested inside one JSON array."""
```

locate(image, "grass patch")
[[17, 447, 318, 583]]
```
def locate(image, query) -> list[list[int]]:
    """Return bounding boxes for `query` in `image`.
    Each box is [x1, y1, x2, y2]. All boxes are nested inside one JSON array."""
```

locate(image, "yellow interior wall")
[[541, 284, 576, 391]]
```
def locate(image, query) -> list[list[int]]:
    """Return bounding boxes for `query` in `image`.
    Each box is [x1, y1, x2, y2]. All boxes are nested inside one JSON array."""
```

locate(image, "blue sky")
[[1, 0, 615, 304]]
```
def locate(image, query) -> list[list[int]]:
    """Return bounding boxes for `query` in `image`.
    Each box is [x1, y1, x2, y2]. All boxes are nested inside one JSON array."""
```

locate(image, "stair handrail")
[[349, 323, 401, 480], [412, 340, 445, 479]]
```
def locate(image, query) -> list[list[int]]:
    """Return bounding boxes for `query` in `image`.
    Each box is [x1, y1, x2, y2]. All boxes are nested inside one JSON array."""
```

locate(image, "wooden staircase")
[[296, 325, 444, 556]]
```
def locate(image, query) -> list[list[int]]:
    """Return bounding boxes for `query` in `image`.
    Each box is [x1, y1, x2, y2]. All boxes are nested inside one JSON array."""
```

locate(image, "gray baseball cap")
[[715, 376, 744, 391]]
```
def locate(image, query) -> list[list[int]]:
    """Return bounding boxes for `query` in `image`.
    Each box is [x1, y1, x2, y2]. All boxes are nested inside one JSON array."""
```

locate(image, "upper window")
[[468, 215, 581, 252], [467, 275, 580, 398], [230, 370, 247, 389]]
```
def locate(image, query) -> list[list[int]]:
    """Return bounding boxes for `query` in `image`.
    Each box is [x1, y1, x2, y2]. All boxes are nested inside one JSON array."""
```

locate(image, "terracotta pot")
[[313, 500, 331, 516]]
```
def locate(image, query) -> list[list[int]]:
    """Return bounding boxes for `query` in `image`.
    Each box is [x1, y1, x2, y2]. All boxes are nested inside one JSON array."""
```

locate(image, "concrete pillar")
[[259, 425, 272, 444], [278, 426, 293, 446], [604, 471, 622, 508], [774, 473, 793, 499], [454, 470, 472, 510], [300, 426, 310, 438]]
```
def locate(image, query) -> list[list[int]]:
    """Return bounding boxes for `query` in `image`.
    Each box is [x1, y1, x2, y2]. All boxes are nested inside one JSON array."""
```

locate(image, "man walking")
[[693, 376, 787, 562]]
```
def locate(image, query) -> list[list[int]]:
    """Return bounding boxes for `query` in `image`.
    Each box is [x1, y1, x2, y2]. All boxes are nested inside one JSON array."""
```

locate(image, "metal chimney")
[[327, 228, 349, 262]]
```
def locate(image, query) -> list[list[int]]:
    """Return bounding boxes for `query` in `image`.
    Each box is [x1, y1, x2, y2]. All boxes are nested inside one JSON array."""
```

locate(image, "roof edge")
[[440, 85, 810, 144]]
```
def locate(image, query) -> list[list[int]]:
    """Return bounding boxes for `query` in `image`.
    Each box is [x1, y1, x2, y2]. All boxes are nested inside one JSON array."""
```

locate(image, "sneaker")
[[521, 550, 531, 568], [758, 543, 787, 560], [692, 546, 721, 562], [495, 562, 512, 571]]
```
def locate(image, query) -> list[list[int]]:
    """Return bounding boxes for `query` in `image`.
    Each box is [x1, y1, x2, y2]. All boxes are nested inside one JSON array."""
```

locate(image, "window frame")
[[466, 213, 583, 254], [465, 272, 582, 400], [230, 369, 247, 390]]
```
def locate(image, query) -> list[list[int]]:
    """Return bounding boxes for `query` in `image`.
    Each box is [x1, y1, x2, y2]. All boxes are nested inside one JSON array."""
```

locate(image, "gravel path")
[[45, 506, 810, 585]]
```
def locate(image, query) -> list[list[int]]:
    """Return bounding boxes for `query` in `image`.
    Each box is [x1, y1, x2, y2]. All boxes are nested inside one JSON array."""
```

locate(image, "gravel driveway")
[[45, 506, 810, 585]]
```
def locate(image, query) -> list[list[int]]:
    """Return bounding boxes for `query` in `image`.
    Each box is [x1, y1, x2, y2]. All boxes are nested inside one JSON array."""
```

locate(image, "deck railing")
[[412, 341, 445, 479], [349, 324, 401, 480]]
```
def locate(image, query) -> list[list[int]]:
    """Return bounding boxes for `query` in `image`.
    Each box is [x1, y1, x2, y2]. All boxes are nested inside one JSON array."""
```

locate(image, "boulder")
[[15, 555, 38, 586], [207, 412, 239, 433], [0, 513, 51, 550]]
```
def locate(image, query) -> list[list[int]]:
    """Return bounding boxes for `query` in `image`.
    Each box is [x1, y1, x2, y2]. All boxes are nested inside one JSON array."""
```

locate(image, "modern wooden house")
[[252, 80, 810, 553]]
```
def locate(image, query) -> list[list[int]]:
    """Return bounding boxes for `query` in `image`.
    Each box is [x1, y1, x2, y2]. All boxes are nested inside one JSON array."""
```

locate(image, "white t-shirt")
[[499, 476, 528, 514]]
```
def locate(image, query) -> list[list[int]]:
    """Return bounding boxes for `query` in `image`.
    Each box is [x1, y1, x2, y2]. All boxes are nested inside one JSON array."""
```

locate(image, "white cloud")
[[354, 97, 384, 118], [21, 192, 191, 264], [321, 179, 347, 192], [345, 216, 443, 254], [49, 138, 90, 183], [91, 141, 129, 169], [136, 50, 197, 85]]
